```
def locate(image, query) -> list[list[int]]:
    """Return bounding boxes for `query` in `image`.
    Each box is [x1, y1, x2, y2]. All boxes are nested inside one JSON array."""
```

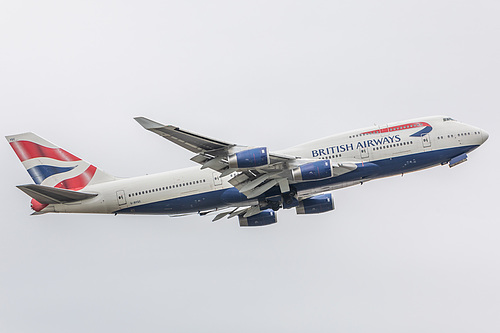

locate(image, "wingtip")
[[134, 117, 165, 129]]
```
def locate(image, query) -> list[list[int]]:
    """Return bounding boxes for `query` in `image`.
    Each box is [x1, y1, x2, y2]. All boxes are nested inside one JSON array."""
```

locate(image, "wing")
[[134, 117, 234, 154], [134, 117, 357, 201], [135, 117, 299, 197]]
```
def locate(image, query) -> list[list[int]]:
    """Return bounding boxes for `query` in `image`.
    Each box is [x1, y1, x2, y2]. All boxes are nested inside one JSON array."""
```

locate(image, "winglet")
[[134, 117, 166, 130]]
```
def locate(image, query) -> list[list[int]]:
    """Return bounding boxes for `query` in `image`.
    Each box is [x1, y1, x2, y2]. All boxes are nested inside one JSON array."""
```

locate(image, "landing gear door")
[[116, 190, 127, 206], [421, 134, 431, 148]]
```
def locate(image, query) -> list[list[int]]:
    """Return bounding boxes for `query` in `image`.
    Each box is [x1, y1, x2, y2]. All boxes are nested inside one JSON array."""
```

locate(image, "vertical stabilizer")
[[6, 132, 116, 190]]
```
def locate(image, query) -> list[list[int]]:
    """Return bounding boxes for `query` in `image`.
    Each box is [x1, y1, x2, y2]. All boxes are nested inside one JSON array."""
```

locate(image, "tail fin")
[[6, 132, 116, 190]]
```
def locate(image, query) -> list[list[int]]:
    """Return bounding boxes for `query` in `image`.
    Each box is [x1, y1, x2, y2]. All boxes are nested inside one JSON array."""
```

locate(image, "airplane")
[[6, 116, 488, 227]]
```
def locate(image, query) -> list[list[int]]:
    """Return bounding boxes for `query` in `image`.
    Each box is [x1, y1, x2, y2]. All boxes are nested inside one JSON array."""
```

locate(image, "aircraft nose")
[[482, 130, 489, 143]]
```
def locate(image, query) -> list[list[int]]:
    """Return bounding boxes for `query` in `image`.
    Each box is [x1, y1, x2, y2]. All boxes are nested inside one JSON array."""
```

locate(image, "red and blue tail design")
[[6, 132, 115, 211]]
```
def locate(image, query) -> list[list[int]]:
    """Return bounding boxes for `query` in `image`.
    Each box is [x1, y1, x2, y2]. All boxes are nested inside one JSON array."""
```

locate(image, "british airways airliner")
[[6, 116, 488, 226]]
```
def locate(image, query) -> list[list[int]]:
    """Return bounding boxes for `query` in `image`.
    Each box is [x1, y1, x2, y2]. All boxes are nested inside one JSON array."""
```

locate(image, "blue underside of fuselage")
[[115, 145, 478, 215]]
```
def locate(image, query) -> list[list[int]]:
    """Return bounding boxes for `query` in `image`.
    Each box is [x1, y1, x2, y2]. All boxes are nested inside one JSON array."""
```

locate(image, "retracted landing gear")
[[282, 190, 299, 209], [259, 187, 298, 211]]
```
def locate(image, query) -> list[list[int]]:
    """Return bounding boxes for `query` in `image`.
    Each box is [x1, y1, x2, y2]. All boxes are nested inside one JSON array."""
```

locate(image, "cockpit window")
[[443, 117, 456, 122]]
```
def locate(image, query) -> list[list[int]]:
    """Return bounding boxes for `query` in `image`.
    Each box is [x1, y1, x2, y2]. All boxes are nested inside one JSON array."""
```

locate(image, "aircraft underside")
[[114, 144, 478, 217]]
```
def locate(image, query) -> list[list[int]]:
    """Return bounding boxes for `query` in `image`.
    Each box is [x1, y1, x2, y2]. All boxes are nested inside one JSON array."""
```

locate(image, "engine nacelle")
[[239, 209, 277, 227], [292, 160, 332, 181], [228, 147, 270, 169], [296, 193, 334, 214]]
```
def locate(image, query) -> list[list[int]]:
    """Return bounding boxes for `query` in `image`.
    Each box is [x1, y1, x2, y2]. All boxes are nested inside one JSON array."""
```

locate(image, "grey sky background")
[[1, 1, 499, 332]]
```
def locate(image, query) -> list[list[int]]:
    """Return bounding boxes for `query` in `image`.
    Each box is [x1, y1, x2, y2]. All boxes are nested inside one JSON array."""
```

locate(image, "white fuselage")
[[44, 116, 487, 215]]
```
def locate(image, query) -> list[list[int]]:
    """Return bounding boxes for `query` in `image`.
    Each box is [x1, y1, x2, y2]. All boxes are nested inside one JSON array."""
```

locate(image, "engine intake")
[[296, 193, 334, 214], [239, 209, 277, 227], [228, 147, 270, 169], [292, 160, 332, 181]]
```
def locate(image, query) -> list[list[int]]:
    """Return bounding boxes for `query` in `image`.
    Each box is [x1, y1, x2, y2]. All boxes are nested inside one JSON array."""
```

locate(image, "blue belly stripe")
[[114, 145, 479, 215]]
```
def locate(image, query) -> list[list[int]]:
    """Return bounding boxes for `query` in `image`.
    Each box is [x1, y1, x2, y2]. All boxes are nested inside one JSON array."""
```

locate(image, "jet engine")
[[296, 193, 334, 214], [239, 209, 277, 227], [292, 160, 332, 182], [228, 147, 270, 168]]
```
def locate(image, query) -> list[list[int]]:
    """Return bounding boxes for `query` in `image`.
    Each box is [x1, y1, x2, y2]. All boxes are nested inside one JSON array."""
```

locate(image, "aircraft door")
[[421, 134, 431, 148], [116, 190, 127, 205], [360, 147, 369, 159], [213, 172, 222, 186]]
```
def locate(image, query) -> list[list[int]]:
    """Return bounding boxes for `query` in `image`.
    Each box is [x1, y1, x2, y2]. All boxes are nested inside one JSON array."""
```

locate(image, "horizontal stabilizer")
[[17, 184, 98, 204]]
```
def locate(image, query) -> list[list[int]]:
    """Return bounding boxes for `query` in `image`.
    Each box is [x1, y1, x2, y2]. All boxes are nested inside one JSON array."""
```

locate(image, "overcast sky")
[[1, 1, 499, 332]]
